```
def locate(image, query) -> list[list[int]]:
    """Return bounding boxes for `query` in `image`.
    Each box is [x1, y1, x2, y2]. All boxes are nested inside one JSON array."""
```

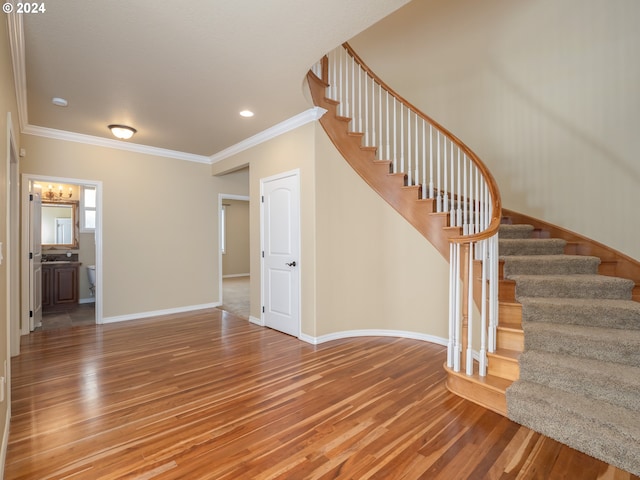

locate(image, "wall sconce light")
[[44, 185, 73, 201], [108, 124, 137, 140]]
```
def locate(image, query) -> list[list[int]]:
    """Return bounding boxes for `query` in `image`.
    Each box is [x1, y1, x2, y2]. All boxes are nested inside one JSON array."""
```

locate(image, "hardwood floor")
[[6, 309, 637, 479]]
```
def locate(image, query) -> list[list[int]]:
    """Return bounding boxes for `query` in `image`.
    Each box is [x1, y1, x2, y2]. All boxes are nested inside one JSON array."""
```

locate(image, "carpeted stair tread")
[[499, 238, 566, 256], [506, 380, 640, 476], [502, 255, 600, 276], [511, 274, 634, 300], [518, 350, 640, 411], [523, 321, 640, 367], [499, 224, 534, 239], [520, 297, 640, 330]]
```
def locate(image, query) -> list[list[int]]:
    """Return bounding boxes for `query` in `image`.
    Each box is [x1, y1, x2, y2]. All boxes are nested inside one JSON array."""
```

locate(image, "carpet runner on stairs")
[[499, 224, 640, 476]]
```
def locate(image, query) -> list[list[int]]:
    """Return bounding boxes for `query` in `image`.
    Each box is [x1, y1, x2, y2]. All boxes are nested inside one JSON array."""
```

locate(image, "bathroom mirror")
[[41, 201, 79, 249]]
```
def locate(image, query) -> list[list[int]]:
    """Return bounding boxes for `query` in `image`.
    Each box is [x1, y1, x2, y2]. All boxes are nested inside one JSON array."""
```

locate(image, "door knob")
[[286, 261, 297, 267]]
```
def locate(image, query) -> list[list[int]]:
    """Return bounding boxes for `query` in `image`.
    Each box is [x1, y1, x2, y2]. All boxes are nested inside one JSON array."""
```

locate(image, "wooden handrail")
[[342, 43, 502, 243]]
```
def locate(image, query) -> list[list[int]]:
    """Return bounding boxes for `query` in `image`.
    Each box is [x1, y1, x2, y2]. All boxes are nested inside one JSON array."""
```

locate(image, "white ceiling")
[[13, 0, 411, 161]]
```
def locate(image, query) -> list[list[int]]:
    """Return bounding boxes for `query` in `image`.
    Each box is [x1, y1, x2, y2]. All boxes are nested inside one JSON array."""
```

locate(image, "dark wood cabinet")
[[42, 262, 81, 312]]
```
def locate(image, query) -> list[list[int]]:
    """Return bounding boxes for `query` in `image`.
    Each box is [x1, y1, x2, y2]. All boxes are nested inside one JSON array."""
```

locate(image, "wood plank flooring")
[[6, 308, 638, 479]]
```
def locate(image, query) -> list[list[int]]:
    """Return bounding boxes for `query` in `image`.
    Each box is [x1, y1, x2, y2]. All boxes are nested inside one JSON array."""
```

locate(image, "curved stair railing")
[[309, 44, 502, 380]]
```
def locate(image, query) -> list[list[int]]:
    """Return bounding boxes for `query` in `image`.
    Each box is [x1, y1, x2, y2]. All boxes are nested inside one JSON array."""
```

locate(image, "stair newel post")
[[321, 55, 329, 86], [454, 242, 463, 372], [447, 243, 456, 368]]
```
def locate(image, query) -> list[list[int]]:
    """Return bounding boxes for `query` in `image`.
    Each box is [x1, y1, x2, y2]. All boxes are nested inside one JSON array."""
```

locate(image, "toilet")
[[87, 265, 96, 296]]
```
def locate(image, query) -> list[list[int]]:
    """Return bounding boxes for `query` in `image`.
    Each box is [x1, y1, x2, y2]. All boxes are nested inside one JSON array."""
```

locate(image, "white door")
[[29, 190, 43, 331], [262, 171, 300, 337]]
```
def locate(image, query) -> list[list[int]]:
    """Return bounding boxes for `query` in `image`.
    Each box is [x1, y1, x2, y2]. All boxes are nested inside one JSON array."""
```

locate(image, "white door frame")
[[217, 193, 250, 308], [21, 174, 104, 332], [260, 169, 301, 337], [6, 113, 19, 360]]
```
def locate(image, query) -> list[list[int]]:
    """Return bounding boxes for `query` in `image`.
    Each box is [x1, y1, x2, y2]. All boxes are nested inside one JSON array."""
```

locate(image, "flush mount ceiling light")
[[108, 124, 137, 140], [239, 110, 254, 118]]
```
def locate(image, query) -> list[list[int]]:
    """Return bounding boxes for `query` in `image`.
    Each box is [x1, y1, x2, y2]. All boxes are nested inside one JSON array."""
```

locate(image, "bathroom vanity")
[[42, 261, 81, 312]]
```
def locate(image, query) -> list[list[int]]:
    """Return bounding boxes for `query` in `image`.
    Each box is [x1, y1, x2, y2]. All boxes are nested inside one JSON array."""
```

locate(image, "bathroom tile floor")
[[38, 303, 96, 331]]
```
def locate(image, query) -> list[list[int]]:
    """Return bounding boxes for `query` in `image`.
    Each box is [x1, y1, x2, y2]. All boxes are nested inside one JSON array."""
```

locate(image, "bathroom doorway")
[[21, 174, 103, 333], [218, 194, 250, 319]]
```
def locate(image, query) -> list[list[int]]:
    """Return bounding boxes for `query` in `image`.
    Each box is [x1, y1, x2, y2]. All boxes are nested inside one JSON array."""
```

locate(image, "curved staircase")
[[307, 44, 640, 475]]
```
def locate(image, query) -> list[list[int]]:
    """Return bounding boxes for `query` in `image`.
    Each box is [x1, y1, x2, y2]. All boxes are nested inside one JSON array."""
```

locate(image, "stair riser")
[[496, 328, 524, 351], [445, 374, 507, 417], [487, 354, 519, 381]]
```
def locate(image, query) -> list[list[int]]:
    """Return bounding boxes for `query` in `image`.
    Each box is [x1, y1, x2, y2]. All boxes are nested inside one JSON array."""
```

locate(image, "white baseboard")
[[79, 298, 96, 304], [222, 274, 250, 279], [1, 403, 10, 480], [298, 329, 448, 347], [249, 315, 264, 326], [102, 302, 221, 324]]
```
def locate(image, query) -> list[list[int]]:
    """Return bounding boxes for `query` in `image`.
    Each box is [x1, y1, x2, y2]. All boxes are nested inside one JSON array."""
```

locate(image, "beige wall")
[[351, 0, 640, 261], [213, 120, 450, 341], [21, 135, 248, 320], [222, 199, 250, 276], [1, 14, 21, 471]]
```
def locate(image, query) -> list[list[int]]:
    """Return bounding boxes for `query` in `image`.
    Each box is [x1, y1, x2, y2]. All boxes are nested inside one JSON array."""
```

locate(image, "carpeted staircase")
[[500, 224, 640, 476]]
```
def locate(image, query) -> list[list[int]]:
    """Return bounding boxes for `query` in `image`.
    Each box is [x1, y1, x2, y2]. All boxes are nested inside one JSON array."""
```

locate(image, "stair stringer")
[[307, 72, 457, 260]]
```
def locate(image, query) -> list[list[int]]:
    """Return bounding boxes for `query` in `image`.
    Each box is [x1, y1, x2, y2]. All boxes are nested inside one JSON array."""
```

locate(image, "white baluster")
[[429, 125, 434, 199], [436, 131, 442, 211], [400, 103, 405, 175], [407, 107, 412, 185], [443, 137, 449, 213], [386, 91, 390, 162], [466, 243, 474, 375], [479, 239, 488, 376], [422, 121, 427, 199], [364, 69, 369, 146], [456, 149, 462, 227], [415, 113, 419, 189]]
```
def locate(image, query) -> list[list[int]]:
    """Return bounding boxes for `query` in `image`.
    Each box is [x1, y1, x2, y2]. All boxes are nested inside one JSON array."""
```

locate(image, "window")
[[81, 185, 96, 232]]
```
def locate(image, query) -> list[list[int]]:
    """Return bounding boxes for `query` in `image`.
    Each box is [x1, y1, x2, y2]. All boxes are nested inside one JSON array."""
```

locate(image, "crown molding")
[[22, 125, 212, 164], [9, 12, 326, 166], [209, 106, 327, 164]]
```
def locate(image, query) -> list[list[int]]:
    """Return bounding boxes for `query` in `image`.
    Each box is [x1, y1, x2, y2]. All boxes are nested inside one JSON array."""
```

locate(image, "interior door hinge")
[[262, 306, 265, 313], [29, 310, 33, 318], [262, 251, 264, 258], [29, 252, 33, 260], [29, 193, 33, 201], [261, 196, 264, 203]]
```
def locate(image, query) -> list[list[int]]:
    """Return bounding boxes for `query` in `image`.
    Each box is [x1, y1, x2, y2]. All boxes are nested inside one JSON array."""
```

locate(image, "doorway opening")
[[21, 174, 103, 333], [218, 194, 250, 319]]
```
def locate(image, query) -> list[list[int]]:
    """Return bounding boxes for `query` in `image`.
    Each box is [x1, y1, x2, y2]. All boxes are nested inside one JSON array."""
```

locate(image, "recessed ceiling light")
[[239, 110, 254, 118], [52, 97, 68, 107]]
